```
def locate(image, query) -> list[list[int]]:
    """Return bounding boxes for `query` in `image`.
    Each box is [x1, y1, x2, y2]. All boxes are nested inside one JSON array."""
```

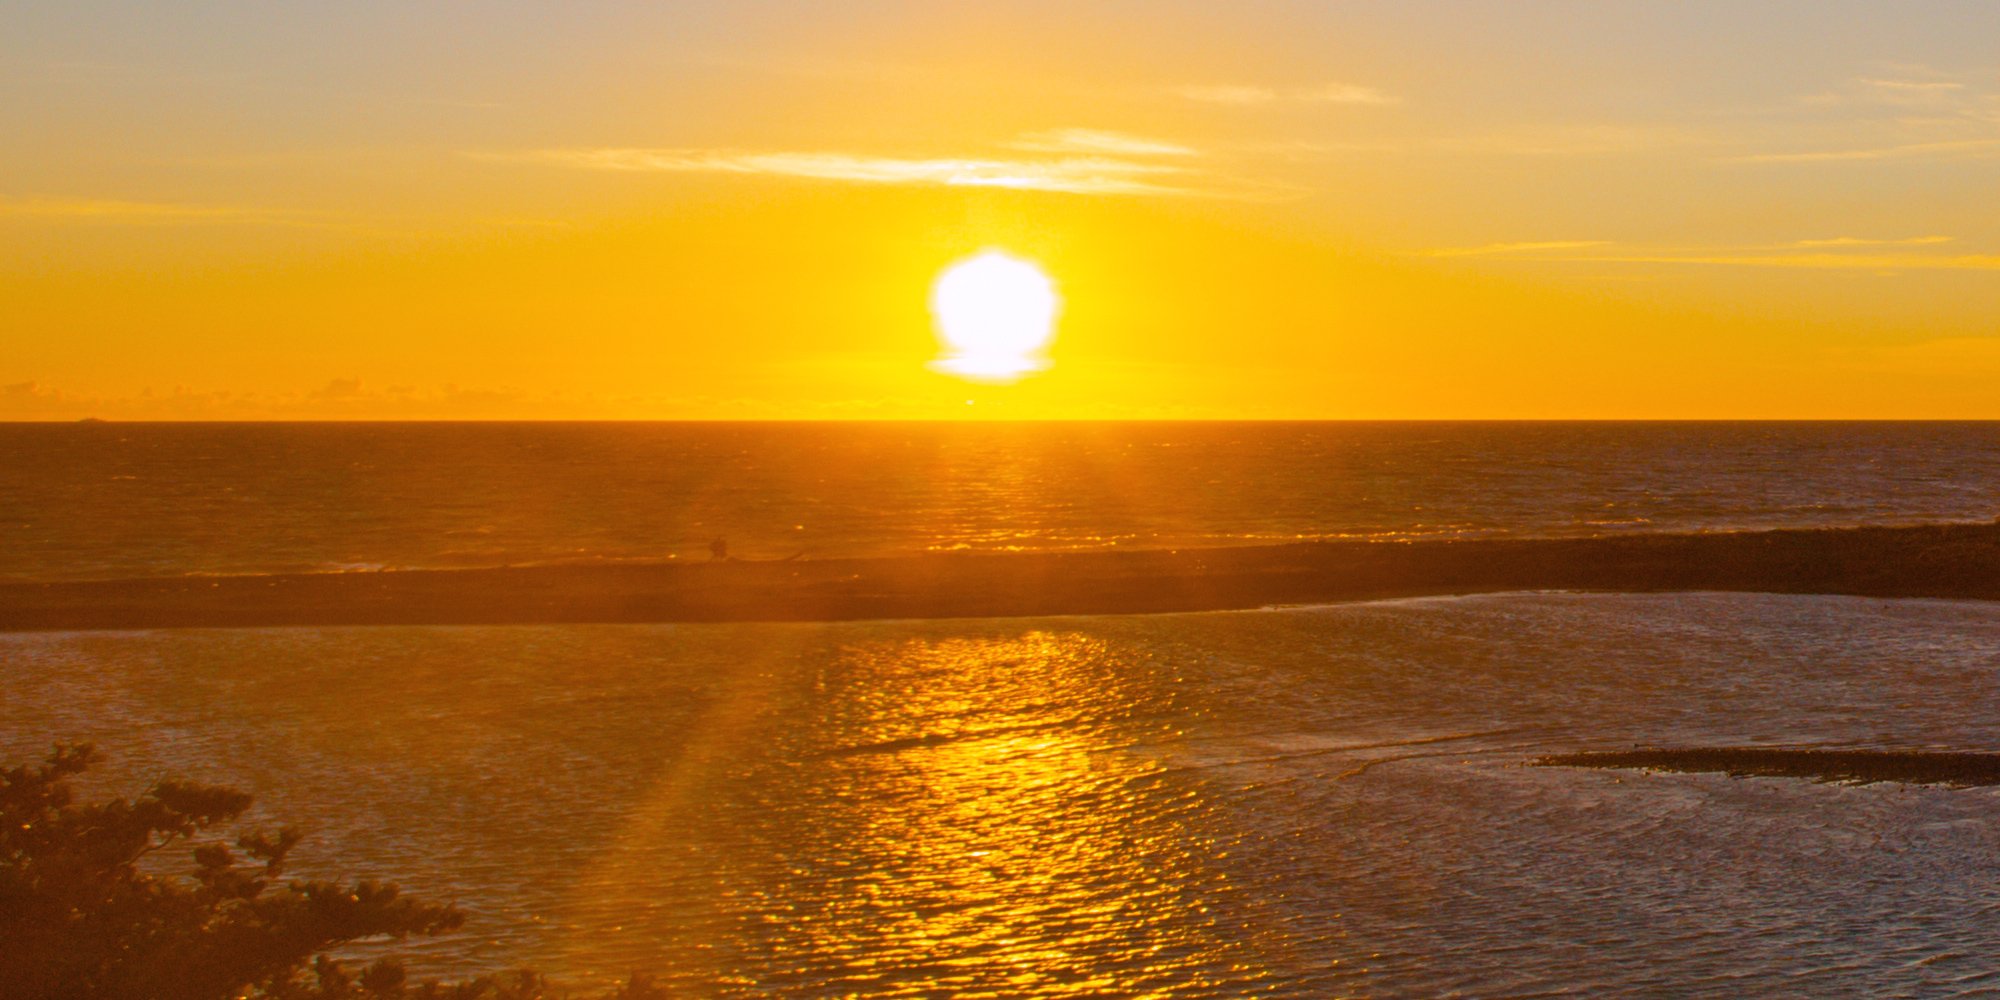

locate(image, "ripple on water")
[[4, 592, 2000, 996]]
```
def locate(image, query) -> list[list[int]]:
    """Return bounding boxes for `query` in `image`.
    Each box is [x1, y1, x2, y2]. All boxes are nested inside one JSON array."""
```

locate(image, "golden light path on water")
[[549, 629, 1276, 995]]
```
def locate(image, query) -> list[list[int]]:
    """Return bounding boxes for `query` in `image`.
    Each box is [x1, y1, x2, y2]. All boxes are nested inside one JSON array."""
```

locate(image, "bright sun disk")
[[929, 250, 1059, 382]]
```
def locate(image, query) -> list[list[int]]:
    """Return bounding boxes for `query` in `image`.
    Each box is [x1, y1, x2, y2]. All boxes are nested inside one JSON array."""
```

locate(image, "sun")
[[929, 250, 1059, 382]]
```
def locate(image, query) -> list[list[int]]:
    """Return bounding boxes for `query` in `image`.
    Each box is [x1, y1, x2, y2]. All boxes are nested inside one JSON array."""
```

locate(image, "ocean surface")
[[7, 595, 2000, 996], [3, 421, 1998, 582], [6, 422, 2000, 996]]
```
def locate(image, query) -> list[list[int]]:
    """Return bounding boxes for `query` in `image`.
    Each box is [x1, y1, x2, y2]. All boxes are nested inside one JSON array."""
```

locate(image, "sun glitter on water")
[[929, 250, 1059, 382]]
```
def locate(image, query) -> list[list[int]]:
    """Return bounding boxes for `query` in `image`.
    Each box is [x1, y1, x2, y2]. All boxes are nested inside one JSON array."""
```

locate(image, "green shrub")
[[0, 744, 665, 1000]]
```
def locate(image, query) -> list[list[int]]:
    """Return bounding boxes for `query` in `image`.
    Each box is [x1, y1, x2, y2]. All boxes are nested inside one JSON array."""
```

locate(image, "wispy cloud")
[[1859, 78, 1966, 94], [1276, 125, 1698, 159], [1425, 240, 1610, 258], [1438, 125, 1701, 157], [1423, 236, 1993, 272], [1764, 66, 2000, 162], [1854, 76, 1972, 108], [0, 378, 1081, 421], [1731, 138, 2000, 163], [473, 126, 1305, 198], [1801, 66, 1986, 109], [0, 379, 576, 421], [1006, 128, 1196, 157], [1177, 82, 1396, 106], [1571, 253, 2000, 272], [488, 148, 1195, 196], [1788, 235, 1953, 248], [0, 197, 255, 222]]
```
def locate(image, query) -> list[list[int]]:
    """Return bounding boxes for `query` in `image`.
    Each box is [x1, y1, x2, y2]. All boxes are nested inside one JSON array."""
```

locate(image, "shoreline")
[[4, 521, 1999, 632]]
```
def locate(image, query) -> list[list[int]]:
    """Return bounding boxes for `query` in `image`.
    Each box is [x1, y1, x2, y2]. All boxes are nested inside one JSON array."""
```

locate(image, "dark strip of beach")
[[4, 521, 1999, 632], [1535, 747, 2000, 786]]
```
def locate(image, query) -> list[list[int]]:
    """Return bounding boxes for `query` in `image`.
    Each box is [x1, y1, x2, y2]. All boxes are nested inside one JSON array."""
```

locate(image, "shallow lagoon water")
[[7, 592, 2000, 996]]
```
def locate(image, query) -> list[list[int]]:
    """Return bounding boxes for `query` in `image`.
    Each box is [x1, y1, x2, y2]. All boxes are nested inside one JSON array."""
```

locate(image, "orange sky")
[[5, 2, 1999, 418]]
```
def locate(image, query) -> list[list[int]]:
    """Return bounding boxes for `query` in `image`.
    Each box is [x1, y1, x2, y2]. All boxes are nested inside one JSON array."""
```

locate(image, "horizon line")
[[8, 417, 2000, 425]]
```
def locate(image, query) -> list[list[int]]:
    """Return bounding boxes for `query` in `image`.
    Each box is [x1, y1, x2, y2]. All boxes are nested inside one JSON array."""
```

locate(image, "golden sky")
[[5, 1, 1999, 419]]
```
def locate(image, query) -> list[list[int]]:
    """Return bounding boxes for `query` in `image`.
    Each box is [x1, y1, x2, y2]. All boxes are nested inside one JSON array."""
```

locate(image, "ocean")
[[4, 421, 1998, 582], [5, 422, 2000, 995]]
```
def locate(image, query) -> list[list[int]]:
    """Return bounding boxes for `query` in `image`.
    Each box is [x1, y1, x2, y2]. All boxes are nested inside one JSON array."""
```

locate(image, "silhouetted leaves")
[[0, 744, 667, 1000]]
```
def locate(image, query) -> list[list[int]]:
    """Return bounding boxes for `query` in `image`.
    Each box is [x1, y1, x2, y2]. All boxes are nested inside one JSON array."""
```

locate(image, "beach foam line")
[[3, 521, 1998, 632]]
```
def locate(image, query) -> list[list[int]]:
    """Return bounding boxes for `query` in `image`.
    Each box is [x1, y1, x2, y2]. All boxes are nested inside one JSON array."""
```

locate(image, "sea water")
[[3, 421, 1998, 582], [5, 422, 2000, 995], [6, 594, 2000, 995]]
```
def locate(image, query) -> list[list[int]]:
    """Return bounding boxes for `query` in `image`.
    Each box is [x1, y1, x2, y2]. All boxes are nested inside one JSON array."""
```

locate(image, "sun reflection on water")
[[547, 628, 1273, 996]]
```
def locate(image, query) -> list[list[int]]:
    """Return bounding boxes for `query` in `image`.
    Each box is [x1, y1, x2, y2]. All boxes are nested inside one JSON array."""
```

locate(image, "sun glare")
[[929, 250, 1059, 382]]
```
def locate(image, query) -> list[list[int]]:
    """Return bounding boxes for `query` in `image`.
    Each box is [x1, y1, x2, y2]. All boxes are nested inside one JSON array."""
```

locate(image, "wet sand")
[[3, 521, 1998, 632], [1536, 747, 2000, 786]]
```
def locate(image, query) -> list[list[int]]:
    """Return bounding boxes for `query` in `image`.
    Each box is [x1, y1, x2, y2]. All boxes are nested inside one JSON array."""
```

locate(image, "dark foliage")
[[0, 744, 667, 1000]]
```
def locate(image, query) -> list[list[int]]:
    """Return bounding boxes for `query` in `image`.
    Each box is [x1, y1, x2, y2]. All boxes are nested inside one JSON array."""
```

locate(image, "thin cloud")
[[1435, 124, 1700, 157], [1784, 68, 1998, 149], [1860, 78, 1966, 93], [1253, 125, 1694, 160], [512, 149, 1186, 195], [1853, 77, 1972, 108], [0, 379, 581, 421], [1006, 129, 1196, 157], [1569, 253, 2000, 271], [1731, 138, 2000, 163], [1802, 68, 1985, 109], [1424, 237, 1990, 272], [1177, 82, 1396, 106], [0, 197, 254, 222], [1789, 235, 1953, 248], [0, 196, 347, 230], [1426, 240, 1611, 258], [481, 145, 1292, 198]]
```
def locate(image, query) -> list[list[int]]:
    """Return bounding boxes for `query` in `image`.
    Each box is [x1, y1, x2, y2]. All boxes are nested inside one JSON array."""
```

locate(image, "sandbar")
[[3, 521, 1998, 632], [1535, 747, 2000, 786]]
